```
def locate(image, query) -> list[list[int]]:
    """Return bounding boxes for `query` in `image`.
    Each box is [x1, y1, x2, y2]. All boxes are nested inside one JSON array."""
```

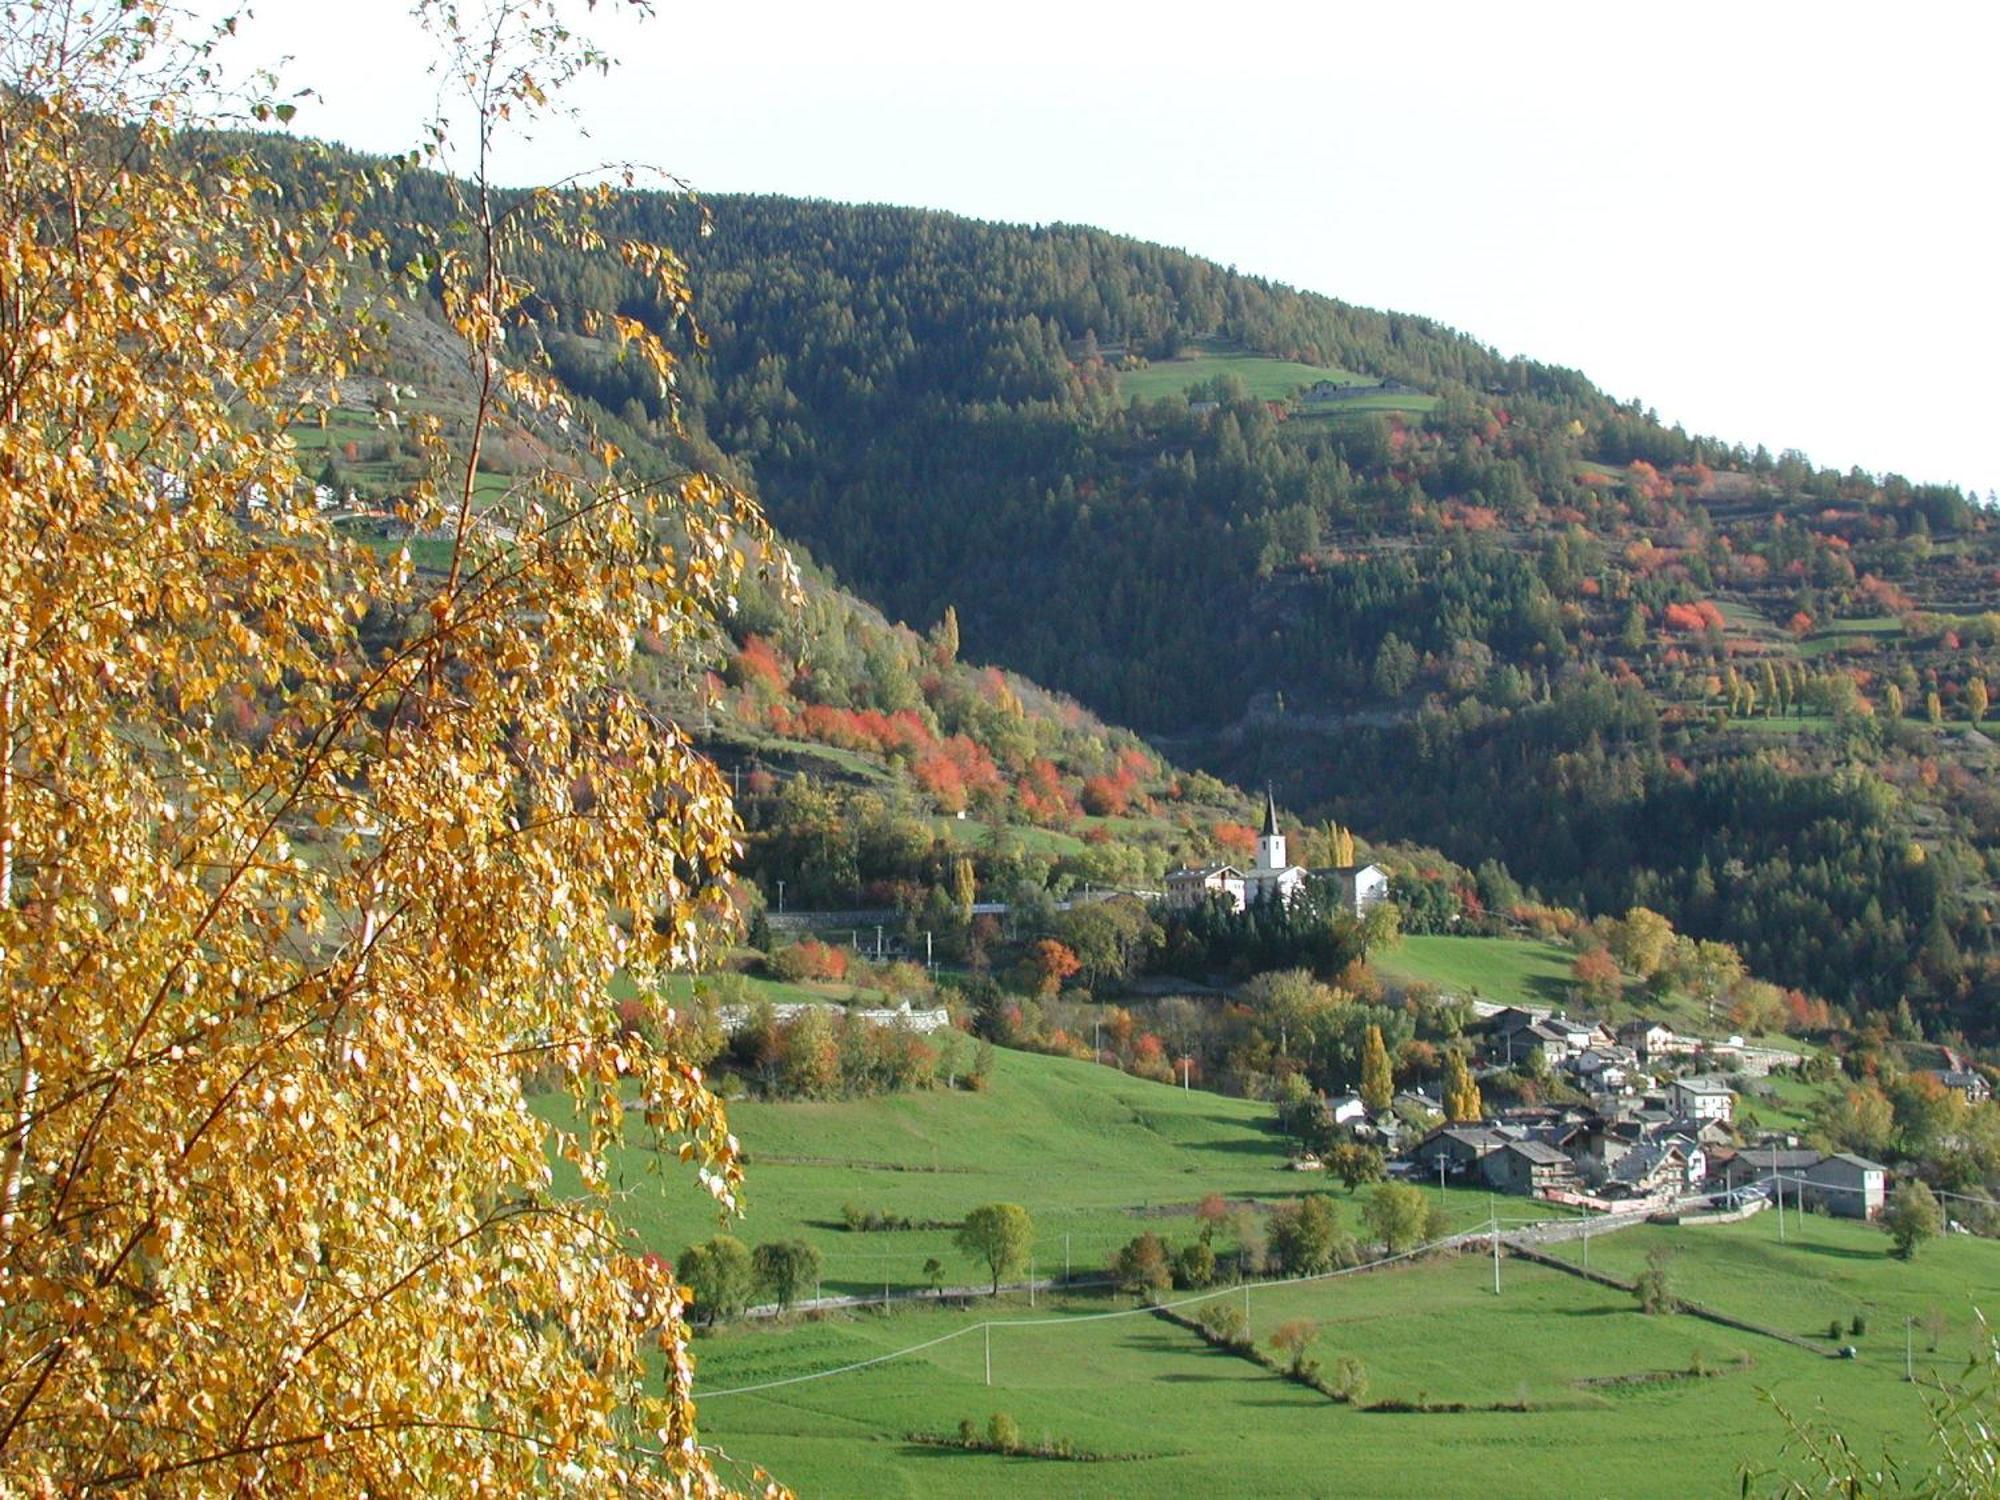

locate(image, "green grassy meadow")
[[687, 1248, 1953, 1498], [599, 1046, 1521, 1298], [564, 1042, 1995, 1496], [1371, 934, 1578, 1009]]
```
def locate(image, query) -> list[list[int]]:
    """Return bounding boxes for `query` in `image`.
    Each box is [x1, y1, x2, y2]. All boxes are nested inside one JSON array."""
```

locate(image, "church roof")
[[1262, 786, 1281, 838]]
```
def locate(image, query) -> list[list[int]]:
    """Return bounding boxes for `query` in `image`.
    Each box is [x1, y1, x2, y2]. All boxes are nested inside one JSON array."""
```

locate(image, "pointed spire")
[[1262, 785, 1280, 839]]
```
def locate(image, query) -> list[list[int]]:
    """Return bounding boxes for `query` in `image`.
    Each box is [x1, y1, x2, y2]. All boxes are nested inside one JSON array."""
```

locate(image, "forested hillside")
[[273, 156, 1999, 1034]]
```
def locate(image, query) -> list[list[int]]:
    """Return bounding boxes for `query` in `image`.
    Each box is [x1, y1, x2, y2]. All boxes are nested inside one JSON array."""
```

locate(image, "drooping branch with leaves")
[[0, 1, 787, 1493]]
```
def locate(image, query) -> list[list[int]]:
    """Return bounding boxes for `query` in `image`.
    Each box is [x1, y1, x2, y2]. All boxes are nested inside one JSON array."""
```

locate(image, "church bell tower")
[[1257, 787, 1287, 872]]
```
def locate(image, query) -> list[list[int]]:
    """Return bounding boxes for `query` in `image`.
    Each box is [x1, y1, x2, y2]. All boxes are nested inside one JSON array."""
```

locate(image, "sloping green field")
[[688, 1250, 1952, 1498], [593, 1045, 1506, 1296]]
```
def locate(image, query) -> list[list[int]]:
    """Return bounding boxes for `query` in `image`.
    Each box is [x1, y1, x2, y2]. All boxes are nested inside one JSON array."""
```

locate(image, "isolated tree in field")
[[1444, 1050, 1485, 1122], [1112, 1232, 1173, 1297], [1360, 1024, 1394, 1112], [957, 1203, 1034, 1293], [1327, 1143, 1387, 1192], [1270, 1195, 1347, 1274], [1195, 1191, 1232, 1245], [1362, 1182, 1434, 1254], [752, 1239, 825, 1311], [1270, 1319, 1322, 1378], [677, 1236, 756, 1325], [0, 3, 786, 1491], [1634, 1247, 1677, 1314], [1174, 1240, 1218, 1289], [924, 1257, 947, 1296], [1884, 1181, 1944, 1261]]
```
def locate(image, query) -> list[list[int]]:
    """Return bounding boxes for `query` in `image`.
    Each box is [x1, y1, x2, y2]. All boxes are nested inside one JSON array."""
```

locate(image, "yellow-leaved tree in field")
[[0, 1, 784, 1491]]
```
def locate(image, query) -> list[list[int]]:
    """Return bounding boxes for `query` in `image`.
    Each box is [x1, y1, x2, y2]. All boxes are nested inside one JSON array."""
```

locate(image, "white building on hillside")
[[1164, 789, 1308, 912]]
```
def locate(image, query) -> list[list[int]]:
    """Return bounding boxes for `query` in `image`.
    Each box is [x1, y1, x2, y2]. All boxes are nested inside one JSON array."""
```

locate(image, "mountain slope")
[[258, 147, 1999, 1032]]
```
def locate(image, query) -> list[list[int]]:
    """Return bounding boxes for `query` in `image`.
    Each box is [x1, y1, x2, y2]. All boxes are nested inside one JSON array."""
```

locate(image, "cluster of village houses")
[[1324, 1007, 1986, 1221]]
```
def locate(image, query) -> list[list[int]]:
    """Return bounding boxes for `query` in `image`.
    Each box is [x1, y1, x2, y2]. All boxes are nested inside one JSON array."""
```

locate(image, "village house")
[[1481, 1008, 1577, 1068], [1411, 1124, 1506, 1179], [1326, 1093, 1370, 1128], [1164, 790, 1307, 912], [1668, 1076, 1735, 1124], [1569, 1045, 1639, 1091], [1326, 861, 1391, 917], [1712, 1146, 1822, 1196], [1480, 1139, 1579, 1196], [1616, 1019, 1681, 1060], [1608, 1136, 1704, 1198], [1927, 1068, 1993, 1103], [1802, 1152, 1888, 1220], [1162, 863, 1246, 911]]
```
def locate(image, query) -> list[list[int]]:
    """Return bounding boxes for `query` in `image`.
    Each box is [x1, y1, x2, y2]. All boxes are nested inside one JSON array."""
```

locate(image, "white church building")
[[1164, 790, 1390, 917], [1164, 789, 1309, 911]]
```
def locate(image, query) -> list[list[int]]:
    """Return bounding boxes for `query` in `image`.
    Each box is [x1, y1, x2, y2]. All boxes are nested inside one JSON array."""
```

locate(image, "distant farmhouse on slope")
[[1163, 789, 1388, 918]]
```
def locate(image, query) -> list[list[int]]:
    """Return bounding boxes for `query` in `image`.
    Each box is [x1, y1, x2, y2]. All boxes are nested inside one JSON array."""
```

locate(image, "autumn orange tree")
[[0, 1, 783, 1492]]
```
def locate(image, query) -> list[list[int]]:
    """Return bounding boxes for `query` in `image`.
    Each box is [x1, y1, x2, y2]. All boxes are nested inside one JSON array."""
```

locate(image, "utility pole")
[[984, 1323, 991, 1386], [1030, 1256, 1036, 1308], [874, 924, 883, 959], [1582, 1215, 1590, 1271], [775, 878, 784, 914], [925, 930, 933, 972], [1777, 1174, 1786, 1244], [1906, 1316, 1914, 1382], [1491, 1215, 1501, 1296], [1437, 1155, 1447, 1201]]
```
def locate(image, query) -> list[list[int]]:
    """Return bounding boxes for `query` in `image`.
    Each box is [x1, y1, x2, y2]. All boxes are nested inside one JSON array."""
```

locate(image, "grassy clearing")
[[1118, 346, 1373, 405], [684, 1244, 1955, 1497], [1736, 1071, 1828, 1134], [1284, 389, 1441, 420], [927, 816, 1087, 859], [1372, 935, 1577, 1009]]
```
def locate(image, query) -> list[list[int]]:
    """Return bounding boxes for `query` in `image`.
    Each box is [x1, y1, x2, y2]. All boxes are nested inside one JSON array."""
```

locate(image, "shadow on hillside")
[[1189, 1137, 1287, 1157], [1525, 974, 1573, 1008], [1790, 1240, 1893, 1262]]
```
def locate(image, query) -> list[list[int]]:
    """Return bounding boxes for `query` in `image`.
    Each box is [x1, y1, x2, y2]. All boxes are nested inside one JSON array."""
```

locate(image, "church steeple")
[[1257, 786, 1287, 872]]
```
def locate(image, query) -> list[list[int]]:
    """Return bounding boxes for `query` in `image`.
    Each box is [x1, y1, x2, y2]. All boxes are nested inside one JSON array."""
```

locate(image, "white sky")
[[212, 0, 1997, 494]]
